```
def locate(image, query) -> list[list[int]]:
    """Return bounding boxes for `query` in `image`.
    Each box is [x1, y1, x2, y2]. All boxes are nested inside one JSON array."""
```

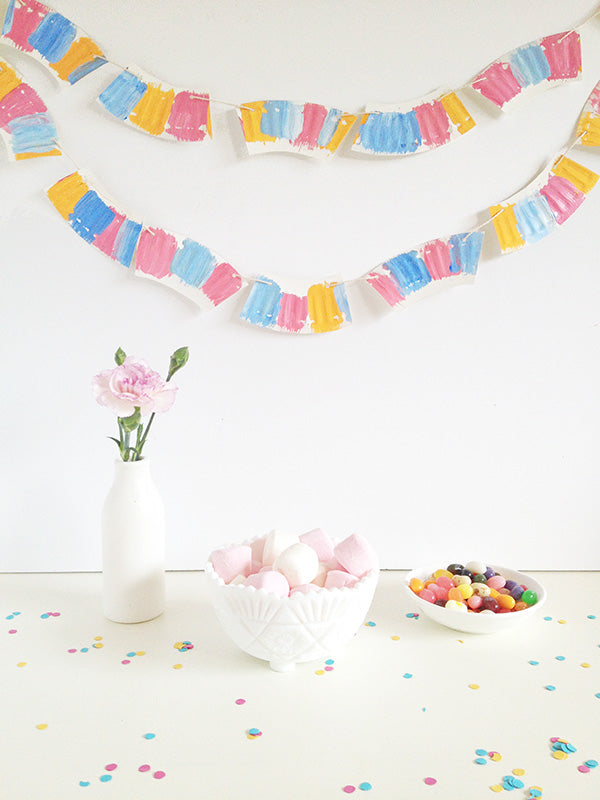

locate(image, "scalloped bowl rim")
[[404, 563, 547, 634]]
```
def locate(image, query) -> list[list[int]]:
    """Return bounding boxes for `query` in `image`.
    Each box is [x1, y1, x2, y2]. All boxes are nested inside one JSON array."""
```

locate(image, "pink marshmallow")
[[210, 545, 253, 584], [244, 571, 290, 598], [333, 534, 378, 578], [324, 570, 359, 590], [299, 528, 335, 562], [291, 583, 321, 595]]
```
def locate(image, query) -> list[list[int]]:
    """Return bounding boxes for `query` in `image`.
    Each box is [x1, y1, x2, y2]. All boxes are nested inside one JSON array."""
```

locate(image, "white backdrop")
[[1, 0, 600, 571]]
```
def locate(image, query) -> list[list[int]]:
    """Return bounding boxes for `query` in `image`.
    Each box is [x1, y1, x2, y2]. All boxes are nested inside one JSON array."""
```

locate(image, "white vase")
[[101, 459, 166, 623]]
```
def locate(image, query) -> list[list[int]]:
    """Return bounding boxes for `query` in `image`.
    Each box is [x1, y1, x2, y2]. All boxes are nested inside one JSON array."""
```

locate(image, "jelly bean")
[[487, 575, 506, 590], [467, 595, 483, 610], [513, 601, 528, 612], [504, 580, 518, 592], [428, 584, 447, 601], [465, 560, 486, 575], [433, 569, 453, 579], [471, 583, 491, 597], [497, 594, 516, 610], [445, 599, 467, 612], [457, 583, 474, 600], [435, 599, 447, 607], [481, 596, 500, 613], [488, 587, 500, 599], [510, 586, 523, 601], [436, 576, 454, 590], [418, 588, 436, 604], [446, 563, 464, 574], [453, 574, 472, 587], [409, 578, 424, 593], [447, 587, 464, 602], [472, 573, 487, 583], [521, 590, 537, 605], [459, 569, 474, 580], [484, 567, 495, 579]]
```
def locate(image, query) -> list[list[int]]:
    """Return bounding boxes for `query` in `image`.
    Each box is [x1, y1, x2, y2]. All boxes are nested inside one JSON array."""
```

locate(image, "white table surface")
[[1, 570, 599, 800]]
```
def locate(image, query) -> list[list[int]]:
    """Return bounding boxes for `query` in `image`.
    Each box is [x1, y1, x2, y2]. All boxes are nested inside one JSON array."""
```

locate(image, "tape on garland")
[[1, 0, 107, 83], [98, 67, 212, 142], [577, 80, 600, 146], [0, 58, 60, 159], [238, 101, 356, 157], [364, 232, 484, 308], [489, 155, 598, 253], [240, 276, 352, 333], [46, 172, 246, 309], [470, 31, 582, 111], [351, 90, 476, 156]]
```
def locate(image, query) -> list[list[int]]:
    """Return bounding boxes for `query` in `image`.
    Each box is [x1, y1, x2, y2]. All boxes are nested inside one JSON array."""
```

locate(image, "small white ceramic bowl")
[[205, 539, 379, 671], [404, 563, 546, 634]]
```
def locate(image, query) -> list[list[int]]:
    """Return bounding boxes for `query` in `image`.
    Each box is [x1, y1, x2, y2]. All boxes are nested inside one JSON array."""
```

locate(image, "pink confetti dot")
[[424, 777, 437, 786], [153, 771, 166, 779], [138, 765, 151, 773], [343, 786, 356, 794], [51, 612, 61, 617], [121, 659, 131, 665], [104, 764, 117, 771], [325, 666, 334, 671], [235, 698, 246, 705], [8, 629, 17, 634], [578, 765, 591, 773], [67, 648, 77, 653]]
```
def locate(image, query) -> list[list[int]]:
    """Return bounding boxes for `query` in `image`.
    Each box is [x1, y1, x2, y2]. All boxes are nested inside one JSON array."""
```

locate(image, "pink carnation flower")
[[92, 357, 178, 417]]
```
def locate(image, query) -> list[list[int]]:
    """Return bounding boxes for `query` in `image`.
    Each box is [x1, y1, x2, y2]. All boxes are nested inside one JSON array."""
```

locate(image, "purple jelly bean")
[[504, 580, 518, 592], [484, 567, 495, 579], [510, 586, 523, 601]]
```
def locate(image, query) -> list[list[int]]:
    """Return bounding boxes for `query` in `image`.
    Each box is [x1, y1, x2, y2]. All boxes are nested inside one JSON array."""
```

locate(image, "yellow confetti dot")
[[552, 750, 568, 760], [173, 663, 183, 669], [490, 753, 502, 762], [93, 636, 103, 641], [391, 636, 400, 641], [36, 724, 48, 730], [93, 642, 103, 649], [530, 787, 543, 793], [174, 642, 183, 649], [469, 683, 480, 690], [136, 651, 145, 656], [17, 662, 26, 668], [315, 669, 325, 675], [457, 639, 464, 643], [581, 662, 591, 668], [512, 768, 525, 776], [558, 619, 567, 624], [490, 785, 503, 793]]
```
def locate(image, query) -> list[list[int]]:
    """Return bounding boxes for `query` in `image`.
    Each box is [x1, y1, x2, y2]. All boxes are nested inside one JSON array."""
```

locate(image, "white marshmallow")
[[273, 543, 320, 588], [262, 530, 299, 566]]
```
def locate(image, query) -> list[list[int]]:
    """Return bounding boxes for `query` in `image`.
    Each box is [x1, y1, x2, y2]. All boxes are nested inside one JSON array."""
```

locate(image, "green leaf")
[[118, 407, 141, 433], [114, 347, 126, 366], [167, 346, 189, 380]]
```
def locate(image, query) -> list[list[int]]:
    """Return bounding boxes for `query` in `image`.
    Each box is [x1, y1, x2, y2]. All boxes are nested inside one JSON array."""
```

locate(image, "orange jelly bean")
[[513, 600, 528, 612], [497, 594, 516, 610], [447, 587, 464, 602], [409, 578, 424, 593]]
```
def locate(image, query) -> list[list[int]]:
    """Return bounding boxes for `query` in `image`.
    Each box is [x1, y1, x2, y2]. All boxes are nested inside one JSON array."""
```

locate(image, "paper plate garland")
[[1, 0, 107, 84], [0, 58, 60, 160], [576, 80, 600, 147], [99, 68, 212, 142], [470, 31, 582, 111]]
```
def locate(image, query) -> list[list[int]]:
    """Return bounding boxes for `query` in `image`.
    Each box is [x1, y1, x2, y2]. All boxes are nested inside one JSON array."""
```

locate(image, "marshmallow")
[[311, 562, 329, 588], [324, 570, 359, 590], [210, 545, 253, 584], [244, 571, 290, 598], [333, 533, 378, 578], [262, 530, 299, 566], [299, 528, 335, 563], [250, 536, 266, 563], [291, 583, 321, 595], [273, 543, 320, 588]]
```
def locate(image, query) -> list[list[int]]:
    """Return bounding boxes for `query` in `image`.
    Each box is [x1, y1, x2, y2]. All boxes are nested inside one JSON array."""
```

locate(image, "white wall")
[[2, 0, 600, 571]]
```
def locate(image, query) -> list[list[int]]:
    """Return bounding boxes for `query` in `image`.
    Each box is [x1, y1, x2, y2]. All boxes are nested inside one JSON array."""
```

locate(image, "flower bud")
[[114, 347, 126, 366], [168, 346, 189, 380]]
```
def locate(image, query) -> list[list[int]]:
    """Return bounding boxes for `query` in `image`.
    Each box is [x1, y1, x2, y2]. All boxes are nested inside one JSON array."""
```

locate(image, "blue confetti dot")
[[127, 652, 136, 658], [543, 616, 552, 621], [6, 615, 14, 620], [403, 673, 413, 679], [588, 615, 596, 619], [99, 775, 112, 783], [358, 782, 372, 791], [530, 791, 542, 798], [325, 659, 335, 665], [545, 684, 556, 691], [585, 759, 598, 768], [475, 749, 488, 756], [144, 733, 155, 740], [40, 613, 50, 619], [80, 648, 88, 653], [555, 655, 566, 661], [528, 660, 539, 665], [366, 621, 376, 627], [474, 757, 487, 765], [248, 728, 260, 735], [79, 781, 90, 787]]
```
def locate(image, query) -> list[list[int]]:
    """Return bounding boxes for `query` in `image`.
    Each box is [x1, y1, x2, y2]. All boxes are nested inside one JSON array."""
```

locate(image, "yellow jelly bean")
[[488, 587, 500, 599], [433, 569, 453, 579], [457, 583, 473, 600], [409, 578, 424, 593], [497, 594, 516, 610]]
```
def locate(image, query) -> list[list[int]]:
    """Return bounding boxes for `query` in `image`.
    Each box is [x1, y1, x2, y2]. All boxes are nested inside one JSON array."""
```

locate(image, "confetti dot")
[[555, 655, 565, 661], [457, 639, 464, 643], [403, 673, 413, 679], [93, 643, 103, 649], [40, 613, 50, 619], [68, 649, 77, 653], [358, 782, 372, 791], [315, 669, 325, 675], [578, 765, 591, 773], [138, 765, 151, 773], [596, 693, 600, 699], [588, 615, 596, 619], [173, 664, 183, 669], [17, 662, 26, 668], [581, 663, 591, 668], [93, 636, 103, 641], [475, 758, 487, 765], [136, 651, 145, 656], [80, 648, 88, 653], [585, 760, 599, 768], [558, 619, 567, 624], [6, 615, 14, 620], [325, 666, 334, 672], [79, 781, 90, 787], [365, 621, 376, 627], [543, 616, 552, 621], [248, 728, 261, 736], [489, 752, 502, 762], [153, 771, 166, 779], [127, 652, 136, 658], [475, 749, 488, 757], [144, 733, 156, 739], [104, 764, 117, 772], [490, 785, 503, 793], [552, 751, 568, 760], [325, 659, 335, 665], [512, 768, 525, 776], [423, 777, 437, 786], [235, 699, 246, 705], [391, 635, 400, 641], [469, 683, 480, 690], [36, 724, 48, 730], [545, 685, 556, 691], [99, 775, 112, 783], [529, 660, 539, 666], [8, 629, 17, 634], [121, 660, 131, 665], [343, 786, 356, 794]]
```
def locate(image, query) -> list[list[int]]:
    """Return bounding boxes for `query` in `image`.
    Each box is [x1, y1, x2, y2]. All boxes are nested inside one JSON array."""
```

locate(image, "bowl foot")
[[269, 659, 295, 672]]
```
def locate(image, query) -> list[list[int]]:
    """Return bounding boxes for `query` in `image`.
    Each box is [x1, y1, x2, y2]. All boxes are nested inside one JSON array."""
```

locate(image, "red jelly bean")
[[481, 596, 500, 613]]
